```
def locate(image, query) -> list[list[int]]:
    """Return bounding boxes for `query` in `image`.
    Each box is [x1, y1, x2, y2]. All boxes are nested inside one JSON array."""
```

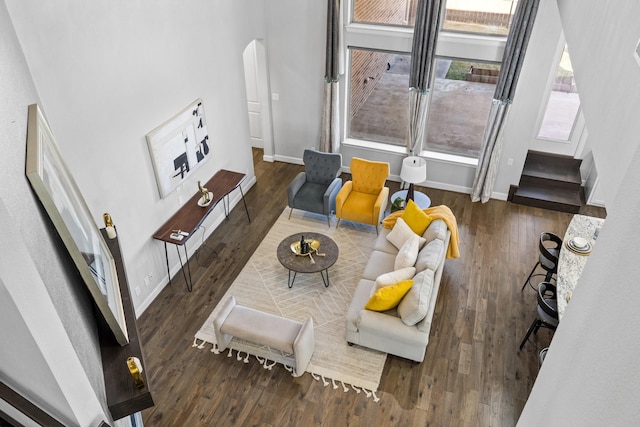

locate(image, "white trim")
[[419, 149, 479, 167], [345, 23, 414, 39], [342, 138, 407, 155], [273, 154, 304, 165], [262, 155, 274, 163]]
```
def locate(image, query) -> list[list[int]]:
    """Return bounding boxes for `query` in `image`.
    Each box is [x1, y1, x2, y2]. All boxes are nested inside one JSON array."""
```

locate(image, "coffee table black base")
[[287, 269, 330, 288]]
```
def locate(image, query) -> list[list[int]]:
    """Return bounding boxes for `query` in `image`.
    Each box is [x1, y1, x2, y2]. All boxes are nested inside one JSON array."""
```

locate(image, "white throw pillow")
[[374, 267, 417, 291], [423, 219, 448, 241], [387, 218, 426, 250], [398, 269, 435, 326], [394, 235, 420, 270], [415, 239, 445, 273]]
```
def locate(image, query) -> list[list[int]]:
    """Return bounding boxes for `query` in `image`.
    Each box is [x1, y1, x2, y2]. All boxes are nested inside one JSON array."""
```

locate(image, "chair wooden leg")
[[326, 216, 331, 228], [336, 218, 341, 229], [375, 225, 379, 235], [288, 207, 293, 219]]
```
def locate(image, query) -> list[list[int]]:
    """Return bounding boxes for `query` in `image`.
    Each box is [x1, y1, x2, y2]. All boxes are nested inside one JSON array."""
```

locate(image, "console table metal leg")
[[239, 185, 251, 223], [223, 195, 229, 218], [164, 242, 171, 287], [175, 244, 194, 292]]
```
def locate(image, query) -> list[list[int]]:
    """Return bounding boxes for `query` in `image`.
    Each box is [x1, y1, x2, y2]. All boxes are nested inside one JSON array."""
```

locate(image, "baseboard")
[[273, 154, 304, 165], [263, 155, 274, 163]]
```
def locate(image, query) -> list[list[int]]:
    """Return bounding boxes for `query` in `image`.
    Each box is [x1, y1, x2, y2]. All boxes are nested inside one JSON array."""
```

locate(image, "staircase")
[[508, 151, 584, 213]]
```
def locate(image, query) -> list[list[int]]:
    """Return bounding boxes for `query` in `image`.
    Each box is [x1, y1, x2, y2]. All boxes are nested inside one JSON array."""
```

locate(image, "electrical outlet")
[[134, 286, 141, 296], [144, 275, 151, 287], [507, 158, 514, 166]]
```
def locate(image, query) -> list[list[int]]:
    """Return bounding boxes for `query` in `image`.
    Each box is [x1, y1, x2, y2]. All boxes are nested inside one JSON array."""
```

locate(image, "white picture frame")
[[146, 98, 211, 198], [25, 104, 129, 346]]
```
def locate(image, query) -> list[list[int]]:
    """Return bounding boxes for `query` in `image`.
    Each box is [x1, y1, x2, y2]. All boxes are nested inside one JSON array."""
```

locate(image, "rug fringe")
[[309, 373, 380, 402], [192, 335, 381, 401], [192, 338, 206, 349]]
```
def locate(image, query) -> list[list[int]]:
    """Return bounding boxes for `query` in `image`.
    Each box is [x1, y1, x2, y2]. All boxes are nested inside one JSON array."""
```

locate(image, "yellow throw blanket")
[[382, 205, 460, 259]]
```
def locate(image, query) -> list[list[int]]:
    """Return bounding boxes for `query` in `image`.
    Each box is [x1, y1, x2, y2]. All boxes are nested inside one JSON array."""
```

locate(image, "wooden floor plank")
[[138, 148, 605, 426]]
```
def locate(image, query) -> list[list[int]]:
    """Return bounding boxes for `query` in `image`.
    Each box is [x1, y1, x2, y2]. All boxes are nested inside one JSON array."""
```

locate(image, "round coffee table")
[[276, 232, 339, 288]]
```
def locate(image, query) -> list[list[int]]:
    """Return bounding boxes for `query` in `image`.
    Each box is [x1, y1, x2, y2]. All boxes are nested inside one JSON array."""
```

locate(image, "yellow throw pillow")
[[365, 279, 414, 312], [401, 199, 432, 235]]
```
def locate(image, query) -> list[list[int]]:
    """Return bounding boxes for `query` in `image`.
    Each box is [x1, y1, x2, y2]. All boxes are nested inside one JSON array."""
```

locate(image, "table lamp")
[[400, 156, 427, 204]]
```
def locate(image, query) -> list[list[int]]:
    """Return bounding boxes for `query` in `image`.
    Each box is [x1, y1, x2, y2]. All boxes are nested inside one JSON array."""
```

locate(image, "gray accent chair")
[[287, 149, 342, 227]]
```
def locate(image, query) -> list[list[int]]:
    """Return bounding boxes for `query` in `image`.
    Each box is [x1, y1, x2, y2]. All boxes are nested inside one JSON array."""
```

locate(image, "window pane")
[[443, 0, 518, 36], [353, 0, 418, 27], [537, 45, 581, 141], [424, 59, 499, 157], [348, 49, 410, 146]]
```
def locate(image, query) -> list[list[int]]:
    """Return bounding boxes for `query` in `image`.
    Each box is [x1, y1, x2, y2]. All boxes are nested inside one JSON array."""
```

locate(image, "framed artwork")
[[146, 98, 211, 198], [25, 104, 129, 346]]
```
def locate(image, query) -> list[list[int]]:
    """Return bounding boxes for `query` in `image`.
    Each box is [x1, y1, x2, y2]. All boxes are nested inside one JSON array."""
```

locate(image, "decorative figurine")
[[103, 212, 117, 239], [198, 180, 211, 204], [126, 356, 145, 389]]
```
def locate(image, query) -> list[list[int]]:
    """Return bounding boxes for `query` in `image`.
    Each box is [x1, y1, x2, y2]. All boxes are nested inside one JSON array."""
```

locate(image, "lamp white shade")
[[400, 156, 427, 184]]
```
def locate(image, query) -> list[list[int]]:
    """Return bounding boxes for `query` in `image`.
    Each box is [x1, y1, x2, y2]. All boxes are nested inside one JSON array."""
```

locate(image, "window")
[[537, 44, 581, 141], [443, 0, 518, 36], [348, 49, 410, 146], [425, 59, 500, 157], [353, 0, 418, 27], [345, 0, 513, 159]]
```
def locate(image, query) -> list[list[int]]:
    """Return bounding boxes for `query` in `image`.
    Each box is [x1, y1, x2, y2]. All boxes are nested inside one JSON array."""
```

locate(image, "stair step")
[[522, 151, 582, 185], [510, 182, 583, 214], [520, 174, 582, 191]]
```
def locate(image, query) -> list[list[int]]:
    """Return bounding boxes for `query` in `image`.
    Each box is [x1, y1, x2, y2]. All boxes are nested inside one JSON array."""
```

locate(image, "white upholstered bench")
[[213, 296, 315, 377]]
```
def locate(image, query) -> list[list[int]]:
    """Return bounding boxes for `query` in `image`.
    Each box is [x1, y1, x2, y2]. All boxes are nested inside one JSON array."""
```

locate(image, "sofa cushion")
[[365, 279, 414, 311], [386, 218, 426, 250], [401, 199, 432, 235], [362, 251, 396, 281], [398, 269, 435, 326], [394, 235, 420, 270], [423, 218, 448, 242], [374, 267, 416, 291], [373, 227, 400, 255], [415, 238, 445, 273]]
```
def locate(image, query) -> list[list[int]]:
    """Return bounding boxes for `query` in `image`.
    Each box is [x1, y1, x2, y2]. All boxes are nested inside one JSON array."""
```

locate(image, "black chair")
[[519, 282, 559, 350], [521, 232, 563, 291]]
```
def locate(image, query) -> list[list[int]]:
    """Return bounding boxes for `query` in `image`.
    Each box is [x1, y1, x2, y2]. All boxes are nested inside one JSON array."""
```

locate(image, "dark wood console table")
[[152, 169, 250, 291]]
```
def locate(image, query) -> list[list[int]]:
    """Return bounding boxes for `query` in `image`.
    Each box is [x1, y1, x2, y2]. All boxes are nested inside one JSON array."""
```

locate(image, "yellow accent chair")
[[336, 157, 390, 234]]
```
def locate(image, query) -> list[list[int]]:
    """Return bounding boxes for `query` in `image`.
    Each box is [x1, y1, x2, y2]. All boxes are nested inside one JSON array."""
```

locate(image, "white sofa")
[[345, 219, 451, 362]]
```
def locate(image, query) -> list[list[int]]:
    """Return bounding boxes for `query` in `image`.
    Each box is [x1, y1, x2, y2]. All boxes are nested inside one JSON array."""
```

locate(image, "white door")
[[243, 40, 263, 148]]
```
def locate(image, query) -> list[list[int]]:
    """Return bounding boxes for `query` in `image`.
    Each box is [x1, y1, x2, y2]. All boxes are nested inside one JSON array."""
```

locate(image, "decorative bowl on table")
[[197, 192, 214, 207], [291, 239, 320, 256]]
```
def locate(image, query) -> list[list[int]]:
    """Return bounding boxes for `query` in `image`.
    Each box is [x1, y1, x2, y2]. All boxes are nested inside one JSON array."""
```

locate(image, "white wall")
[[6, 0, 266, 313], [0, 2, 107, 424], [265, 0, 327, 161], [518, 1, 640, 425]]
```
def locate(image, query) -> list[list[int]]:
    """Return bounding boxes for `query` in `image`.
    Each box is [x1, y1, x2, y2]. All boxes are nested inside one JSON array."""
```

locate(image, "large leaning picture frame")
[[25, 104, 129, 346], [146, 98, 211, 198]]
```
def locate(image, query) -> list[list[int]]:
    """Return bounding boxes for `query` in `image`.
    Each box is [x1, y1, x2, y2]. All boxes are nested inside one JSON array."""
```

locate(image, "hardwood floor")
[[138, 148, 606, 426]]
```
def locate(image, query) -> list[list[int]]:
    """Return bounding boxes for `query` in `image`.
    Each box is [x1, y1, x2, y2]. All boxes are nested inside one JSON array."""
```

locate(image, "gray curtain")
[[470, 0, 540, 203], [407, 0, 444, 155], [320, 0, 341, 153]]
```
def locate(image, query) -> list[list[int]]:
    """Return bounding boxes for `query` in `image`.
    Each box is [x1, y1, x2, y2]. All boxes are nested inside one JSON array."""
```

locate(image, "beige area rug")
[[193, 208, 387, 400]]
